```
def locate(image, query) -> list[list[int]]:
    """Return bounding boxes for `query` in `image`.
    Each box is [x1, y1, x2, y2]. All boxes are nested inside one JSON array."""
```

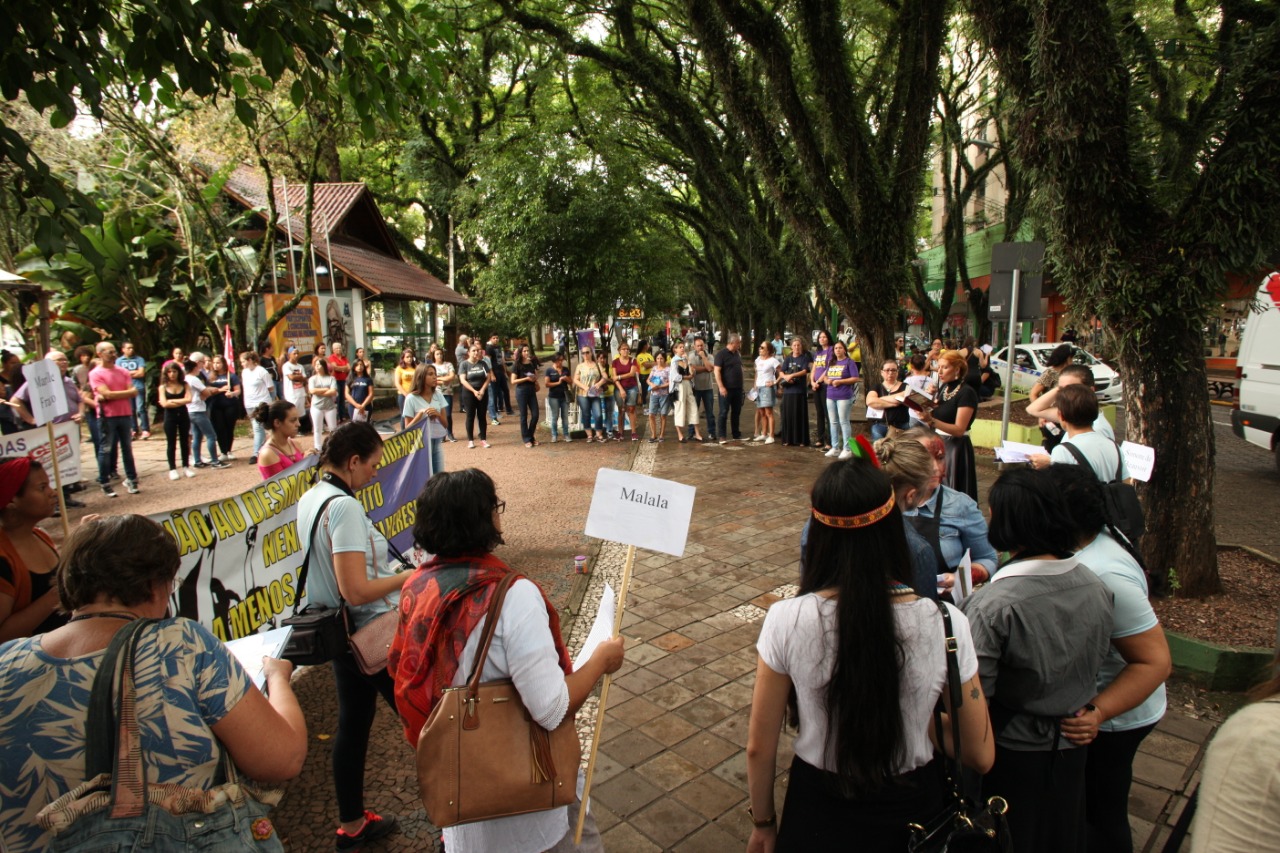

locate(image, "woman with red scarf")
[[390, 469, 624, 853]]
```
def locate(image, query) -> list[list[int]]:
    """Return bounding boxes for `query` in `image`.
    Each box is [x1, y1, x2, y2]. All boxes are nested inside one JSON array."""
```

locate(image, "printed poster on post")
[[0, 421, 83, 484], [153, 420, 433, 641]]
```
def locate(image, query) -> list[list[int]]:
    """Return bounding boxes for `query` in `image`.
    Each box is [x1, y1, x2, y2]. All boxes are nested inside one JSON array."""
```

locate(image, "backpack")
[[1059, 441, 1146, 551]]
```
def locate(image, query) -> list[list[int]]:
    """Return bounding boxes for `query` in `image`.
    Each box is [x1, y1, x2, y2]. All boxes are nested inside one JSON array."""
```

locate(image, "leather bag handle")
[[465, 572, 520, 698]]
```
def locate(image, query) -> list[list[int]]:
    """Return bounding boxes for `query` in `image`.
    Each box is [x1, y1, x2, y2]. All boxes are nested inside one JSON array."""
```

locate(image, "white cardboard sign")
[[1120, 441, 1155, 482], [585, 468, 696, 557], [21, 359, 68, 425]]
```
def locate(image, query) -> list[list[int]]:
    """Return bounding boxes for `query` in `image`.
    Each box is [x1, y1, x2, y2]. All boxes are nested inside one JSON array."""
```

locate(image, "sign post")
[[989, 242, 1046, 444], [21, 358, 70, 536], [574, 468, 696, 843]]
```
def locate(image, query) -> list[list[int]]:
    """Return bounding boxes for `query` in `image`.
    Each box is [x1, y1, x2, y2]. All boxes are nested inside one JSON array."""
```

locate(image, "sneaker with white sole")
[[838, 449, 853, 460], [184, 467, 196, 478], [100, 483, 118, 498], [224, 452, 236, 460], [168, 469, 180, 481], [468, 441, 476, 449], [481, 440, 491, 449], [824, 448, 840, 458], [764, 436, 775, 445], [124, 478, 140, 495], [210, 460, 230, 470]]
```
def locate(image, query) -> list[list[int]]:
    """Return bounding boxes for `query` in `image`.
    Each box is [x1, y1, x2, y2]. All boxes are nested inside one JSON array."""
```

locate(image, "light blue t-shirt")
[[1076, 532, 1166, 732], [296, 481, 400, 629], [1052, 430, 1129, 481], [401, 389, 446, 422], [116, 354, 147, 392]]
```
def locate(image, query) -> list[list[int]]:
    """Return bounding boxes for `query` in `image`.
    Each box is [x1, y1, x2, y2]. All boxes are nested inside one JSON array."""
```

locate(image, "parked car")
[[1232, 272, 1280, 473], [989, 343, 1124, 404]]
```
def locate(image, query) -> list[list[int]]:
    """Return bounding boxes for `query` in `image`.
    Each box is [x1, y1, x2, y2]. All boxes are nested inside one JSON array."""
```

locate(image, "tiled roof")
[[216, 165, 470, 306], [328, 237, 472, 306]]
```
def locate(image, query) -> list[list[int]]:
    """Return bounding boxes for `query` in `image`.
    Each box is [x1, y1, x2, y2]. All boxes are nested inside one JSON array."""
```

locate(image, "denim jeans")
[[870, 421, 889, 441], [189, 410, 218, 464], [717, 387, 744, 439], [516, 386, 539, 443], [692, 387, 717, 439], [581, 396, 603, 432], [548, 397, 570, 437], [826, 396, 853, 450], [131, 390, 150, 432], [97, 414, 138, 483], [430, 436, 445, 474], [251, 417, 267, 455], [603, 394, 617, 433]]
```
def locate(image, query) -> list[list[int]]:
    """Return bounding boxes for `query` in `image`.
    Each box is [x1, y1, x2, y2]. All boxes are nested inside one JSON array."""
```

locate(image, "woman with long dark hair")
[[959, 467, 1114, 853], [511, 345, 541, 448], [429, 348, 456, 440], [747, 454, 993, 852], [389, 469, 624, 852], [254, 400, 306, 480], [810, 330, 835, 451], [777, 337, 812, 446], [159, 362, 194, 479], [458, 343, 494, 449], [297, 423, 409, 849], [402, 363, 448, 474], [206, 354, 243, 463]]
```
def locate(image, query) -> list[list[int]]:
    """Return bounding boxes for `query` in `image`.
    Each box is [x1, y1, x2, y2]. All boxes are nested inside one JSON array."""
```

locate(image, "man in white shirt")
[[239, 350, 276, 463]]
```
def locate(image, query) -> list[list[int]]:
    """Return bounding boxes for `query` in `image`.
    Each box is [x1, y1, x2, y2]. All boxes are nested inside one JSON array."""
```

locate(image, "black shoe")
[[210, 460, 230, 470], [334, 811, 399, 851], [249, 455, 258, 465], [64, 497, 87, 508], [100, 483, 118, 498], [193, 462, 210, 469]]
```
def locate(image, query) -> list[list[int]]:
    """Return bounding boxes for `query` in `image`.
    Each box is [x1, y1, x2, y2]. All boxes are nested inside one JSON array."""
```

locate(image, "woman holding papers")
[[297, 422, 409, 849], [865, 359, 911, 441], [390, 468, 625, 853], [402, 363, 448, 474], [746, 454, 993, 852], [0, 514, 306, 852], [916, 350, 978, 500]]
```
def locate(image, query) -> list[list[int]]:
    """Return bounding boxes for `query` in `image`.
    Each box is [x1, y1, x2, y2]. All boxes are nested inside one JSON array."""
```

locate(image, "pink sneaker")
[[481, 440, 491, 449]]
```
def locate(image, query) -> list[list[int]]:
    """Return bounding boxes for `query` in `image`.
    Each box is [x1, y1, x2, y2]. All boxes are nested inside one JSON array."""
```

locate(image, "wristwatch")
[[747, 806, 777, 828]]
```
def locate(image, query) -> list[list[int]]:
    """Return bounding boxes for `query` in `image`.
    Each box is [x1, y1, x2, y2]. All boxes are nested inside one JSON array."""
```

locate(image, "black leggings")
[[331, 651, 398, 823], [460, 387, 488, 440], [163, 408, 191, 469], [516, 386, 538, 443], [209, 404, 238, 454]]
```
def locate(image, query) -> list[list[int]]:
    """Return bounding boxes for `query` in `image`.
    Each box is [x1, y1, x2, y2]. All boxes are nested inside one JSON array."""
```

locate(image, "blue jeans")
[[603, 394, 617, 433], [826, 396, 853, 450], [516, 386, 539, 443], [252, 417, 267, 455], [548, 397, 570, 437], [692, 387, 717, 439], [870, 421, 889, 441], [430, 436, 445, 474], [581, 396, 603, 432], [189, 410, 218, 464], [717, 387, 744, 439], [96, 415, 138, 484], [131, 390, 150, 432]]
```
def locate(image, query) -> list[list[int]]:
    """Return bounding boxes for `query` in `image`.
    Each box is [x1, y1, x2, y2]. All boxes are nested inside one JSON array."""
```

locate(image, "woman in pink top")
[[253, 400, 307, 479]]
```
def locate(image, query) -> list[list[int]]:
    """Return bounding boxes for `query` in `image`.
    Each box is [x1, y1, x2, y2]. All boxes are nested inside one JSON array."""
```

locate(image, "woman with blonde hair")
[[916, 350, 979, 499]]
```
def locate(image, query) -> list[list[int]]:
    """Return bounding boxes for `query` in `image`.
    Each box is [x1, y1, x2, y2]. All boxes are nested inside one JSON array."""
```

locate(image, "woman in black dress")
[[778, 338, 813, 446], [918, 350, 979, 500]]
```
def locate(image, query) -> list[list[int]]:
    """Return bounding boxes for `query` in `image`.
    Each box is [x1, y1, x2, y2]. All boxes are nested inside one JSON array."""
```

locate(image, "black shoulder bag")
[[908, 601, 1013, 853], [281, 494, 349, 666], [1059, 441, 1146, 553]]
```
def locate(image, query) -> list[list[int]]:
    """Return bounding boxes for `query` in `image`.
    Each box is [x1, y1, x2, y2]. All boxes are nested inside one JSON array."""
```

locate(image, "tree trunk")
[[1118, 291, 1218, 597]]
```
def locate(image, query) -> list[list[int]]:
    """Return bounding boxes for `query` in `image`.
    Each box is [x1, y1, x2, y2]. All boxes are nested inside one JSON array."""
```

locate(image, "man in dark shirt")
[[713, 334, 745, 442], [485, 334, 512, 422]]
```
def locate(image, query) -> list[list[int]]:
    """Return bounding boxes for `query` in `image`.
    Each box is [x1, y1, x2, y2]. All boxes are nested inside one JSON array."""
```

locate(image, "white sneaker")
[[824, 448, 840, 458], [838, 449, 853, 460], [184, 467, 196, 477], [764, 436, 775, 445], [481, 440, 491, 449], [225, 452, 236, 461], [168, 469, 180, 481], [468, 441, 476, 449]]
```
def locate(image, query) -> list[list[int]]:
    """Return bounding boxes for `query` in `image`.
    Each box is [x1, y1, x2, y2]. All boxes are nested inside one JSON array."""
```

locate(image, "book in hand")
[[226, 626, 293, 692], [896, 388, 936, 412]]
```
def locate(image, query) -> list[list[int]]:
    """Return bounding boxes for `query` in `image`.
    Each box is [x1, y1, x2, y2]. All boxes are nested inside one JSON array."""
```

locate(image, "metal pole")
[[280, 178, 299, 291], [1000, 267, 1020, 444]]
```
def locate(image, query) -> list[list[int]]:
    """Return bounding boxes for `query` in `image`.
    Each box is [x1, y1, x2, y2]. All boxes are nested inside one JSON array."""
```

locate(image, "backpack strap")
[[292, 493, 344, 616]]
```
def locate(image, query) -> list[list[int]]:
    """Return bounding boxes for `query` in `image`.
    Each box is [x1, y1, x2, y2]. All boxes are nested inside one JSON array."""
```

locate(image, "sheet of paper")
[[950, 549, 973, 605], [1120, 441, 1154, 482], [574, 583, 616, 671], [995, 447, 1030, 463], [226, 626, 293, 692], [1002, 440, 1045, 457]]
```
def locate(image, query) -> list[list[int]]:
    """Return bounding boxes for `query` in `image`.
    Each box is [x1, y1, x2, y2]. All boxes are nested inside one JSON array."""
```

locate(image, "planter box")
[[1165, 630, 1275, 692], [971, 404, 1116, 450]]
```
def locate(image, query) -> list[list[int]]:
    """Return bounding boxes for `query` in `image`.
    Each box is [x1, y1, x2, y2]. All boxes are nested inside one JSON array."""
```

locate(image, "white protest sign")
[[0, 420, 83, 484], [1120, 441, 1155, 482], [21, 359, 68, 425], [585, 468, 696, 557], [573, 582, 617, 670]]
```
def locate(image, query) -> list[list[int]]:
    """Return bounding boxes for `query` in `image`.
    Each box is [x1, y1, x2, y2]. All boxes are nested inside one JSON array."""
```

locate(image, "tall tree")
[[497, 0, 950, 370], [965, 0, 1280, 595]]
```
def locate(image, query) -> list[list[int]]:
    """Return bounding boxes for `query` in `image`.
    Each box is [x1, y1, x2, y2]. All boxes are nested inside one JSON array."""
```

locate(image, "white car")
[[989, 343, 1124, 404]]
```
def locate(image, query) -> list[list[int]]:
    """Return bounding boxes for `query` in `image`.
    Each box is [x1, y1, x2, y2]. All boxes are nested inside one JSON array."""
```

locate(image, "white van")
[[1232, 271, 1280, 472]]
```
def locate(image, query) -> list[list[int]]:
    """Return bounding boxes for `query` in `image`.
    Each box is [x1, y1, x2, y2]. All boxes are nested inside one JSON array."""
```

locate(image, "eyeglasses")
[[882, 367, 898, 372], [495, 500, 506, 515]]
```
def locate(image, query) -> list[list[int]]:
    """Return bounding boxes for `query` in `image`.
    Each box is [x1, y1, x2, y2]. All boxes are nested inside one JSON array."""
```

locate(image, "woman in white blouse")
[[746, 455, 993, 852]]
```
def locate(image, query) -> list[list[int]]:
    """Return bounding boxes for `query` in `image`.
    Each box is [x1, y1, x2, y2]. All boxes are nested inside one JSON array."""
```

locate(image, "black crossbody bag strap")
[[292, 494, 343, 616], [934, 600, 967, 791]]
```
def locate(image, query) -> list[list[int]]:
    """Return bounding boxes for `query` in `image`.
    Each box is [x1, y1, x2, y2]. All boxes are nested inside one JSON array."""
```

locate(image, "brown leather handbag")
[[416, 573, 581, 828]]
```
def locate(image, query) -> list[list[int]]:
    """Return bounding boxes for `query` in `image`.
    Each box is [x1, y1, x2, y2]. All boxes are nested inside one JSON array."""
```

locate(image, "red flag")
[[224, 324, 236, 373]]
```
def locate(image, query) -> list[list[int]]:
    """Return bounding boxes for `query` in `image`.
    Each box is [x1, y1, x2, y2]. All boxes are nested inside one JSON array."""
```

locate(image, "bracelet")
[[747, 806, 776, 828]]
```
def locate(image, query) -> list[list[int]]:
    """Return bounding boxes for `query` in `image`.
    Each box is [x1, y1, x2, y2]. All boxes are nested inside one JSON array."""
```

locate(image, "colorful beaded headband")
[[812, 491, 896, 529]]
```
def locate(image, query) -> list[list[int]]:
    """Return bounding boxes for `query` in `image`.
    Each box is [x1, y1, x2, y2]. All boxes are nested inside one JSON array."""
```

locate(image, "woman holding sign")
[[402, 364, 448, 474], [390, 469, 625, 853], [297, 422, 410, 850]]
